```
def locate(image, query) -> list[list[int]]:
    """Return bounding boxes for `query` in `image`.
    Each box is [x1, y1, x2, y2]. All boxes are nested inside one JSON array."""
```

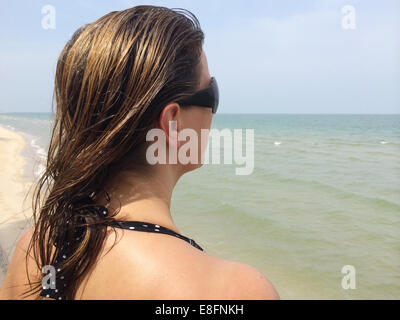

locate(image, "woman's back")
[[0, 226, 279, 300]]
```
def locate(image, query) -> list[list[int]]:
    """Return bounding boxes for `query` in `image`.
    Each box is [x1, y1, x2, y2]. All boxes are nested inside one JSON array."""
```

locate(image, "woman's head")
[[27, 5, 211, 299], [55, 5, 209, 174]]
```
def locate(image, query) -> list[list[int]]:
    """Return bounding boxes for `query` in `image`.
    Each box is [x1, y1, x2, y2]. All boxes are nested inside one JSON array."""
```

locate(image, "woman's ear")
[[158, 102, 181, 148]]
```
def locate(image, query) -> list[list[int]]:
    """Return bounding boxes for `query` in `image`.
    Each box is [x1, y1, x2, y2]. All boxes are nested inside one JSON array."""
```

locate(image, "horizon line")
[[1, 112, 400, 116]]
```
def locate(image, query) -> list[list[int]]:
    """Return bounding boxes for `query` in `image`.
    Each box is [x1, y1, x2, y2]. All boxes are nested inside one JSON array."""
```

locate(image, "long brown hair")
[[24, 5, 204, 299]]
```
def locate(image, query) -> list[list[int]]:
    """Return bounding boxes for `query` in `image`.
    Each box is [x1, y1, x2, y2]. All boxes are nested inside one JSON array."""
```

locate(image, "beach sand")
[[0, 125, 34, 285]]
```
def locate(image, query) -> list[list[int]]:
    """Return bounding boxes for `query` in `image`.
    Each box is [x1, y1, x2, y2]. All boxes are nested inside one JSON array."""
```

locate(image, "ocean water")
[[0, 113, 399, 299]]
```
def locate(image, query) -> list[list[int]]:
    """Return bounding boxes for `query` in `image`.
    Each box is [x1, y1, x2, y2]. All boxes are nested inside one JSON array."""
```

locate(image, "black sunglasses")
[[177, 77, 219, 114]]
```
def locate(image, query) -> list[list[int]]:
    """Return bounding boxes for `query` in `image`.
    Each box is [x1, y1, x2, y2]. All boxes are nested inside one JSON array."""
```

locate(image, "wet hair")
[[24, 5, 204, 299]]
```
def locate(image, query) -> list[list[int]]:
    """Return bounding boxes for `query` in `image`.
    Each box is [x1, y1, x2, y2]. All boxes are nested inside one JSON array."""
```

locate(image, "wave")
[[0, 115, 20, 121], [275, 175, 400, 211], [29, 137, 47, 178], [11, 130, 48, 179], [30, 138, 47, 159]]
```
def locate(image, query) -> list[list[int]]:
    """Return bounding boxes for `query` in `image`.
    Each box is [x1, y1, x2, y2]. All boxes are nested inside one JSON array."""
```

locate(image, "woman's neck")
[[97, 165, 182, 234]]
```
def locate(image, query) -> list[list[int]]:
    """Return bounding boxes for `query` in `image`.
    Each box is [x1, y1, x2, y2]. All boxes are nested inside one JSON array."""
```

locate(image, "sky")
[[0, 0, 399, 114]]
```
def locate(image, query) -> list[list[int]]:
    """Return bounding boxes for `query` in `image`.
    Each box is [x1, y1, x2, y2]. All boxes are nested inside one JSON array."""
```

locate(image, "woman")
[[0, 5, 279, 300]]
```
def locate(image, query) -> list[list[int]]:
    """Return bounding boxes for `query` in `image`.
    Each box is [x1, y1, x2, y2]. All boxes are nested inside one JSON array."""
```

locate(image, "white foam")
[[274, 141, 281, 145], [21, 134, 48, 179], [35, 163, 46, 177], [380, 140, 388, 144], [30, 138, 47, 160]]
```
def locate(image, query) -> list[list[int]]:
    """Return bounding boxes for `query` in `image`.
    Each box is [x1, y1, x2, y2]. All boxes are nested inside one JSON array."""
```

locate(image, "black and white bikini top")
[[40, 205, 203, 300], [108, 220, 204, 251]]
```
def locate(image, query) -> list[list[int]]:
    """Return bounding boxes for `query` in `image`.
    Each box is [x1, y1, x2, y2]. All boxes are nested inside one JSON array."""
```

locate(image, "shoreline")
[[0, 125, 34, 285]]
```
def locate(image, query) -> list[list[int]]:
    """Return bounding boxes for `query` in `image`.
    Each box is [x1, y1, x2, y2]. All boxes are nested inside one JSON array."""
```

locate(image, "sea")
[[0, 112, 399, 299]]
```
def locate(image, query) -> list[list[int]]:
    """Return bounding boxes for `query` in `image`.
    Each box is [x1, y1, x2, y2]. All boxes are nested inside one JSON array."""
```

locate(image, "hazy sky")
[[0, 0, 399, 113]]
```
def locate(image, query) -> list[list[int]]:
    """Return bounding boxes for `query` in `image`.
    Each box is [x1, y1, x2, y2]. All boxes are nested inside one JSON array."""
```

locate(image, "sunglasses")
[[177, 77, 219, 114]]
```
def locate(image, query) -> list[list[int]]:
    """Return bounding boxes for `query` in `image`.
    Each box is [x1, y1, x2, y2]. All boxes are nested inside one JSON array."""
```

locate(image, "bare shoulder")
[[0, 227, 38, 299], [76, 229, 279, 300], [215, 259, 280, 300], [77, 229, 225, 299], [15, 227, 34, 251]]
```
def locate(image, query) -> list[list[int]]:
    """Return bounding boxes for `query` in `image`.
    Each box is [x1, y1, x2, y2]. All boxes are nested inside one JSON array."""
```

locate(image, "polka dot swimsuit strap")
[[109, 220, 204, 252], [40, 244, 72, 300], [39, 204, 203, 300]]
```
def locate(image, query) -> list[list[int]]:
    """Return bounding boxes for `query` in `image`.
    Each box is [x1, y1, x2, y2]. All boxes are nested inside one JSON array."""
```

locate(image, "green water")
[[172, 114, 400, 299]]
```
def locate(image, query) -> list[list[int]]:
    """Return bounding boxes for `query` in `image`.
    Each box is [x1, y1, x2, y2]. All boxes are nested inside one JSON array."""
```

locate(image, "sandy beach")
[[0, 125, 33, 285]]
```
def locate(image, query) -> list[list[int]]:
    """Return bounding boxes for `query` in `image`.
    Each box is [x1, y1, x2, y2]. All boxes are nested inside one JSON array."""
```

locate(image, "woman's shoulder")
[[1, 227, 279, 300], [75, 227, 217, 299], [77, 228, 279, 299], [216, 259, 280, 300], [0, 227, 39, 299]]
